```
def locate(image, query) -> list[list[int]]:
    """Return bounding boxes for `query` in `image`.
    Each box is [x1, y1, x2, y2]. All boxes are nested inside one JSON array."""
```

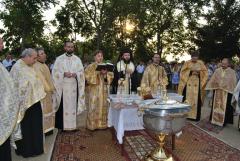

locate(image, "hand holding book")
[[100, 69, 107, 75]]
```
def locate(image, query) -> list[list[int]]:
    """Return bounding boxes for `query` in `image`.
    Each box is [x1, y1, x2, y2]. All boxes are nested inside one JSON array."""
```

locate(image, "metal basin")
[[143, 103, 190, 134]]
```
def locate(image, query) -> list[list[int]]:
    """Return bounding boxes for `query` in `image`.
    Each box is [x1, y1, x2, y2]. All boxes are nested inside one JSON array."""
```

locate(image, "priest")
[[141, 53, 168, 95], [206, 58, 237, 126], [10, 48, 46, 157], [85, 50, 114, 130], [112, 48, 136, 94], [33, 47, 56, 135], [231, 80, 240, 131], [0, 37, 19, 161], [178, 51, 208, 121], [52, 41, 85, 131]]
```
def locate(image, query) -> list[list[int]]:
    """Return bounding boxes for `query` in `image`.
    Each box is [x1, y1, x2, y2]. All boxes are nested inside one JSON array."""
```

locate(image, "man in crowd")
[[141, 53, 168, 95], [171, 62, 180, 92], [33, 47, 56, 135], [178, 51, 208, 121], [235, 63, 240, 82], [112, 48, 136, 94], [2, 53, 13, 71], [85, 50, 114, 130], [206, 58, 237, 127], [52, 41, 85, 131], [0, 37, 19, 161], [10, 48, 46, 157], [136, 60, 145, 87], [162, 62, 172, 89]]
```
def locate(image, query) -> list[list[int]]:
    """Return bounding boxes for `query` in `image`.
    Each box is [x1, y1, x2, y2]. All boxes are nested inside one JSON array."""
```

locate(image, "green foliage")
[[1, 0, 239, 62], [0, 0, 58, 54], [195, 0, 240, 61], [52, 0, 93, 40]]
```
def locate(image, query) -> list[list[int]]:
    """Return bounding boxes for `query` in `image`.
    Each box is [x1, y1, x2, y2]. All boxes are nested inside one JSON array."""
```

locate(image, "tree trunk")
[[82, 43, 85, 62], [96, 28, 102, 50], [157, 31, 162, 58]]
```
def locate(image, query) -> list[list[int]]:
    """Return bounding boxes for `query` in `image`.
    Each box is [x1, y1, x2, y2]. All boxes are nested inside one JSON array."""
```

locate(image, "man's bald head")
[[221, 58, 230, 69]]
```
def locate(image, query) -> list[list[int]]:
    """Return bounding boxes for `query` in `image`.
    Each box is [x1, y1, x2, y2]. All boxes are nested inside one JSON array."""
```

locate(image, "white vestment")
[[10, 59, 46, 142], [52, 53, 85, 130], [231, 80, 240, 114], [0, 64, 19, 145], [116, 60, 135, 95]]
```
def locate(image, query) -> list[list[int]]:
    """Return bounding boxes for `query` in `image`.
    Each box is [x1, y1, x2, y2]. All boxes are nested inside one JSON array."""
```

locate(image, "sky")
[[42, 0, 66, 35], [165, 53, 191, 62]]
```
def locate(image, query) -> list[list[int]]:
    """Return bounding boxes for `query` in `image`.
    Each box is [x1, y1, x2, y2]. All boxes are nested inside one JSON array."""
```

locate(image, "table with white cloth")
[[107, 93, 183, 147]]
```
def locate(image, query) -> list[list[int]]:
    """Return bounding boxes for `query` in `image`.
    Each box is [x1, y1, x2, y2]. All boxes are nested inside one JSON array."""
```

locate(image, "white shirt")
[[136, 65, 145, 73], [2, 59, 13, 68]]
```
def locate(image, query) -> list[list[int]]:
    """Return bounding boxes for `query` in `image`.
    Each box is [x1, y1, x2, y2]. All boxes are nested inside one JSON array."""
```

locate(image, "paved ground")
[[12, 111, 87, 161], [12, 129, 57, 161], [194, 97, 240, 150], [12, 97, 240, 161]]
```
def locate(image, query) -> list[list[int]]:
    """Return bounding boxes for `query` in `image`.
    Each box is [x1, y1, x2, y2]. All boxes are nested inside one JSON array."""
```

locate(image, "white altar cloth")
[[107, 93, 183, 144]]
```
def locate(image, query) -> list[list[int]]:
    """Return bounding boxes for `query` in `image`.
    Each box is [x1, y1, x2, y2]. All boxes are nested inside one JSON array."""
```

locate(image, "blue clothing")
[[171, 72, 179, 85]]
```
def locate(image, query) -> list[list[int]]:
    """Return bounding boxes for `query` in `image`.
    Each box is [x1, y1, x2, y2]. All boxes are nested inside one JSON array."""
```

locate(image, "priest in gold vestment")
[[33, 47, 55, 135], [141, 54, 168, 95], [10, 48, 46, 157], [85, 50, 114, 130], [178, 51, 208, 121], [52, 41, 85, 131], [206, 58, 237, 126], [0, 37, 19, 161]]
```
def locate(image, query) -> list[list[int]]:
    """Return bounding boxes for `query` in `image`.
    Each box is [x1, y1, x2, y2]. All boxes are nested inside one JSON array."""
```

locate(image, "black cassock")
[[0, 137, 11, 161], [15, 102, 44, 158], [209, 92, 234, 126], [55, 96, 64, 130], [111, 65, 137, 94]]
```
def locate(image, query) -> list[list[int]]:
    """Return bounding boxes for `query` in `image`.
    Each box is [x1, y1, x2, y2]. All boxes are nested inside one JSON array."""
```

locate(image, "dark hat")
[[120, 47, 132, 55], [117, 47, 134, 62]]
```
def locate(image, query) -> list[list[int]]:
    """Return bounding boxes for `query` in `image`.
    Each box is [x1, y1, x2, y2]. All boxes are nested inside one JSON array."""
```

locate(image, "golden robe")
[[85, 63, 114, 130], [206, 67, 237, 126], [33, 61, 55, 133], [178, 60, 208, 120], [52, 53, 85, 130], [10, 59, 46, 140], [141, 63, 168, 94], [0, 64, 19, 145]]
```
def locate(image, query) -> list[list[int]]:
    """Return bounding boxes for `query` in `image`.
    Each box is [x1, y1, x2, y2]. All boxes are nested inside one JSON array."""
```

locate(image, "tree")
[[52, 0, 93, 40], [142, 0, 209, 58], [54, 0, 119, 50], [0, 0, 58, 52], [195, 0, 240, 60]]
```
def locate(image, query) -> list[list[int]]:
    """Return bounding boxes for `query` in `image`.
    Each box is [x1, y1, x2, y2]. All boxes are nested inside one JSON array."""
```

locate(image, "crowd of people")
[[0, 37, 240, 161]]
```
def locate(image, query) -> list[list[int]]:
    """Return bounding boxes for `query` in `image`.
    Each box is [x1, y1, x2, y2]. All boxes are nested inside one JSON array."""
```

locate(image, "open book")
[[96, 63, 114, 72]]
